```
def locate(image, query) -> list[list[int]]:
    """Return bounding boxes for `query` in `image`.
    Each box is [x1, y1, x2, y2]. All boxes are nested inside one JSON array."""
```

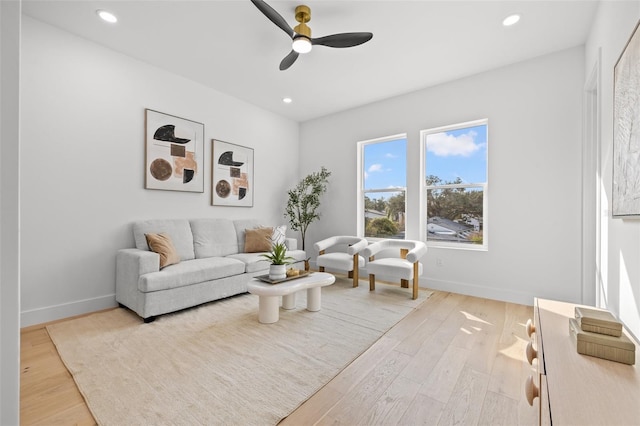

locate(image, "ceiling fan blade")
[[312, 32, 373, 48], [279, 50, 299, 71], [250, 0, 294, 38]]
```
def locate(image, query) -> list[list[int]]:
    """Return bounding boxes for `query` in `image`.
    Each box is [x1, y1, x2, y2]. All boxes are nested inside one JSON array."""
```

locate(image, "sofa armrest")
[[116, 249, 159, 311], [285, 238, 298, 251]]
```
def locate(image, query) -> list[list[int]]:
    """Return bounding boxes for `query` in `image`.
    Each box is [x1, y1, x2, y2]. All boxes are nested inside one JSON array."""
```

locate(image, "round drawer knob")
[[525, 375, 539, 406], [526, 340, 538, 365], [526, 319, 536, 337]]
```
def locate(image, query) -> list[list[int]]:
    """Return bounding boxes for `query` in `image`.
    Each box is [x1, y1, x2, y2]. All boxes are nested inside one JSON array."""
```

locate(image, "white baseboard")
[[312, 263, 534, 306], [21, 293, 117, 328], [424, 277, 535, 306]]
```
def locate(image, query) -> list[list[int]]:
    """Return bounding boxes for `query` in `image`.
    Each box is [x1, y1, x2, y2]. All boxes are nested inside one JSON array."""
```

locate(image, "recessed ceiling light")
[[503, 14, 520, 27], [97, 10, 118, 24], [282, 97, 293, 104]]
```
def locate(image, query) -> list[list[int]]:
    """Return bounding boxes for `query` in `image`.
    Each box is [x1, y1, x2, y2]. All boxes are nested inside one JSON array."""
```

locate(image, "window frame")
[[357, 133, 407, 241], [420, 119, 488, 251]]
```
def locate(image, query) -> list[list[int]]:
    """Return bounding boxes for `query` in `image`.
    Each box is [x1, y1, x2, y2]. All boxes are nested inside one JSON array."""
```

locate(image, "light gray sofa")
[[116, 218, 306, 322]]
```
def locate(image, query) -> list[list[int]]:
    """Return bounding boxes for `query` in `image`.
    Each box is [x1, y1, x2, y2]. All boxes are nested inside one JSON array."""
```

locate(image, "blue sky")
[[364, 124, 487, 191]]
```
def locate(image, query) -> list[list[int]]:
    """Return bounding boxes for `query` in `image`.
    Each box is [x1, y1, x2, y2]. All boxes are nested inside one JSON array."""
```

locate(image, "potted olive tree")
[[285, 166, 331, 251]]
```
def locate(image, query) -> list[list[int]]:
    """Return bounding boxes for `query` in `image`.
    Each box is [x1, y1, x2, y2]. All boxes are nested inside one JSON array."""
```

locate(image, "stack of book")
[[568, 307, 635, 365]]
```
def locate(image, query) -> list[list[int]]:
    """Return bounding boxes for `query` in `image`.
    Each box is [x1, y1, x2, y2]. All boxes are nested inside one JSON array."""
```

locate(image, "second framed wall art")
[[211, 140, 254, 207]]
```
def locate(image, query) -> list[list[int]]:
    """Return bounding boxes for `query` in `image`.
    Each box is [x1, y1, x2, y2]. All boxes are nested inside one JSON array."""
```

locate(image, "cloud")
[[364, 171, 369, 180], [426, 130, 482, 157], [385, 153, 398, 158], [368, 163, 383, 173]]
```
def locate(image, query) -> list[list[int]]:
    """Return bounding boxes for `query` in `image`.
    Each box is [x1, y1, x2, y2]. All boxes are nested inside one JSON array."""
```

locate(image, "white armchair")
[[314, 236, 368, 287], [361, 239, 427, 300]]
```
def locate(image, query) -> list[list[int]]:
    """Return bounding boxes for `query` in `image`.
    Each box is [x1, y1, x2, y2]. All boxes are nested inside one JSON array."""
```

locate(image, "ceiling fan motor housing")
[[294, 5, 311, 38]]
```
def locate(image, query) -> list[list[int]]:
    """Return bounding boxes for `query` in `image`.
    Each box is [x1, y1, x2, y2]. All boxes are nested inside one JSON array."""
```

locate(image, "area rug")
[[47, 276, 431, 425]]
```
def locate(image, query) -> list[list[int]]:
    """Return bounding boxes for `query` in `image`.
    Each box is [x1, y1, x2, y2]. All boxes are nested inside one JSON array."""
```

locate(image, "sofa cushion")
[[233, 219, 263, 253], [225, 253, 270, 273], [138, 257, 246, 293], [133, 219, 195, 261], [244, 227, 273, 253], [190, 218, 239, 258], [145, 233, 180, 269]]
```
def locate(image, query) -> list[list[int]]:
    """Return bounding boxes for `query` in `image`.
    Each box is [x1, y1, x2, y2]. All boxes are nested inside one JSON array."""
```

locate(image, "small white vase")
[[269, 264, 287, 281]]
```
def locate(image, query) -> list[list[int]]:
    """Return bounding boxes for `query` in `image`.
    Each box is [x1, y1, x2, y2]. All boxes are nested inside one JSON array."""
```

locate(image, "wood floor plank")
[[478, 390, 520, 426], [418, 344, 471, 404], [399, 393, 445, 425], [356, 375, 423, 425], [316, 350, 412, 425], [438, 365, 489, 426]]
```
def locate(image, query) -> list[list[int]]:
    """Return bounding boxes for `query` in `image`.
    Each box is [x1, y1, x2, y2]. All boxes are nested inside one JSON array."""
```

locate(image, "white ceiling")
[[22, 0, 598, 122]]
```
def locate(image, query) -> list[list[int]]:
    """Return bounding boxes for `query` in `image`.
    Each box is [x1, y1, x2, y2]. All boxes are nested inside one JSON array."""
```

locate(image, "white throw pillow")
[[272, 225, 287, 245]]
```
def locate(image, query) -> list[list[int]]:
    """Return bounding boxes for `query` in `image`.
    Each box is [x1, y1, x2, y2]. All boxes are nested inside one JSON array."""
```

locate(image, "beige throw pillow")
[[244, 227, 273, 253], [145, 233, 181, 269]]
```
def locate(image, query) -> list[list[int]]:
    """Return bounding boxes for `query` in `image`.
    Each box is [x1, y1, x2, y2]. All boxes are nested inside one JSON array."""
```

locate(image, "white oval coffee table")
[[247, 272, 336, 323]]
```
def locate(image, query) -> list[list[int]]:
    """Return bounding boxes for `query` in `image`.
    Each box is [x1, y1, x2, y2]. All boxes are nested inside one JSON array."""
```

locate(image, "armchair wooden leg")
[[304, 259, 310, 271], [352, 254, 359, 287], [319, 266, 325, 272], [401, 279, 409, 288], [369, 274, 376, 291], [412, 262, 419, 300]]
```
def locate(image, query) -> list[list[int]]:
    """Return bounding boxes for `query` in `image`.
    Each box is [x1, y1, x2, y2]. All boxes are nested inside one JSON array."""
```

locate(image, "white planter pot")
[[269, 264, 287, 280]]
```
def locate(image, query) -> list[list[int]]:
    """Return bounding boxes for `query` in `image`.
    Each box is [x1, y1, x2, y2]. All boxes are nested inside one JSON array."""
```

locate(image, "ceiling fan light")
[[292, 36, 312, 54]]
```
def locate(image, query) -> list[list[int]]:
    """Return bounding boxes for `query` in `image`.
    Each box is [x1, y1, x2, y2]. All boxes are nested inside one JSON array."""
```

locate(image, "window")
[[422, 120, 487, 248], [357, 135, 406, 239]]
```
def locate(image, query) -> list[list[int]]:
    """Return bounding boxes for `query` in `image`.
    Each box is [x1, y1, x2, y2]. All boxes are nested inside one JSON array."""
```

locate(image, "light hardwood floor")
[[20, 291, 537, 425]]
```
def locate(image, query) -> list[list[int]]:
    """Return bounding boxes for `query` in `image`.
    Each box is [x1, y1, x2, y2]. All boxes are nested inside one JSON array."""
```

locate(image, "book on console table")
[[569, 318, 635, 365], [575, 306, 623, 337]]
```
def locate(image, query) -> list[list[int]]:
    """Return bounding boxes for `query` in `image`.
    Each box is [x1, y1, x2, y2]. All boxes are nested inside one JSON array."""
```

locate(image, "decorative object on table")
[[255, 270, 310, 284], [568, 318, 635, 365], [285, 166, 331, 250], [212, 140, 254, 207], [260, 238, 294, 280], [613, 19, 640, 216], [575, 307, 623, 337], [145, 109, 204, 192]]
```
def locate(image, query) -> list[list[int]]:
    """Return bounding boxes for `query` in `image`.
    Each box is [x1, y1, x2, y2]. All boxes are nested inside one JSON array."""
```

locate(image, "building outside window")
[[422, 120, 488, 248], [357, 135, 406, 239]]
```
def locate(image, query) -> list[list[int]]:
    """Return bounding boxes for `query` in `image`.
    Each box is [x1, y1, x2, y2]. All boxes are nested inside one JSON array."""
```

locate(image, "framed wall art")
[[613, 20, 640, 217], [145, 109, 204, 193], [212, 140, 254, 207]]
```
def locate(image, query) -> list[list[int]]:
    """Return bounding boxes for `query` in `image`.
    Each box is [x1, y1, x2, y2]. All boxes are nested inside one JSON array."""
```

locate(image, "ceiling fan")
[[250, 0, 373, 70]]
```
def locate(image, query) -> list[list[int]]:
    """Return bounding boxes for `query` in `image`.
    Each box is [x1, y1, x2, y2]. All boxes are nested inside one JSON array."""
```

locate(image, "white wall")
[[1, 1, 22, 422], [586, 1, 640, 340], [300, 46, 585, 306], [19, 17, 300, 326]]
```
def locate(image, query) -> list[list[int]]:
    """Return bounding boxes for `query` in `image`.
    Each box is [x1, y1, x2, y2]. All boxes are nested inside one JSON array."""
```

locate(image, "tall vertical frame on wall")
[[144, 109, 204, 193], [211, 140, 254, 207], [613, 19, 640, 217]]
